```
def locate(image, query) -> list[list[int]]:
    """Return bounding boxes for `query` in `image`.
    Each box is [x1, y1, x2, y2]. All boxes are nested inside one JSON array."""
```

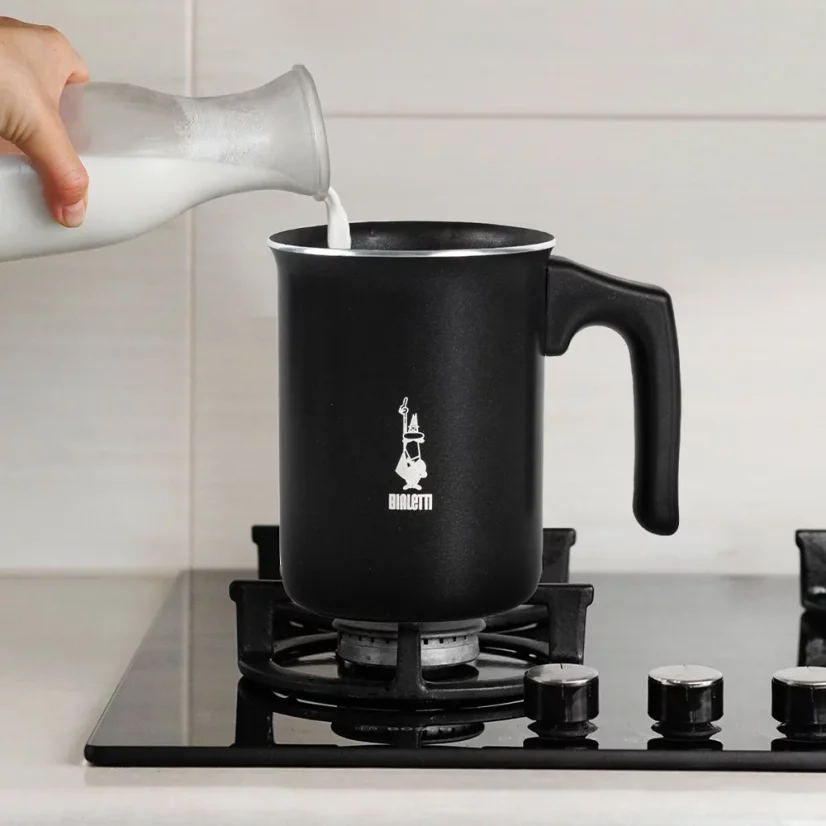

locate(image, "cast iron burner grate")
[[251, 525, 575, 633], [229, 577, 593, 711]]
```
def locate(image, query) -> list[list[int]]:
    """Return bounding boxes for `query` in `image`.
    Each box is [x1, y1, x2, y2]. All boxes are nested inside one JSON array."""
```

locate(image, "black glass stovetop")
[[84, 528, 826, 771]]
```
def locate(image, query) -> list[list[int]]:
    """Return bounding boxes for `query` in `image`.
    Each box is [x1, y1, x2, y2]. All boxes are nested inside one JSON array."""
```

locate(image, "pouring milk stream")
[[0, 65, 351, 262], [323, 187, 351, 250]]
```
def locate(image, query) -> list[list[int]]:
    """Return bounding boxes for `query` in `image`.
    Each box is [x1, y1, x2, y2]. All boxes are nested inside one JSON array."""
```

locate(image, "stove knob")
[[648, 664, 723, 739], [524, 663, 599, 739], [772, 666, 826, 740]]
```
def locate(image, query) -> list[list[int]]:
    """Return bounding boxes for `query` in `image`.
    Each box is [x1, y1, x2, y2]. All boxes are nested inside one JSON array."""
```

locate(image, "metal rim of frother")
[[268, 227, 556, 258]]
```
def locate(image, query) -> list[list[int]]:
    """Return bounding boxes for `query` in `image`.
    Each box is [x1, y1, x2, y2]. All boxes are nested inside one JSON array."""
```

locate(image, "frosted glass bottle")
[[0, 65, 330, 262]]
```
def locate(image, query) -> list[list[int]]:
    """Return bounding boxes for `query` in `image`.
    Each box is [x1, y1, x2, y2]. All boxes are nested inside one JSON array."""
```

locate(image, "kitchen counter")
[[2, 575, 826, 825]]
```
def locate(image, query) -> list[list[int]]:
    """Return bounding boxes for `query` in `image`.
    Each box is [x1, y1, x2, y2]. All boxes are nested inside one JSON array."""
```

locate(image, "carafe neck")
[[180, 67, 330, 199]]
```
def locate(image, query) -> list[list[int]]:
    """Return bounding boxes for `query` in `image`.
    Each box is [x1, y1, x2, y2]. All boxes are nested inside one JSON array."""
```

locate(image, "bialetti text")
[[388, 492, 433, 511]]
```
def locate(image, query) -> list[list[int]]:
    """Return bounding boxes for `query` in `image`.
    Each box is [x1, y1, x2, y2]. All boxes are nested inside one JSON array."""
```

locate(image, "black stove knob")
[[524, 663, 599, 739], [648, 664, 723, 739], [772, 666, 826, 741]]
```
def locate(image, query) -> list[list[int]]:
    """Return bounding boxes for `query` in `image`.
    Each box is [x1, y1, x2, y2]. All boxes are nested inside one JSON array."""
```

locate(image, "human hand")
[[0, 16, 89, 227]]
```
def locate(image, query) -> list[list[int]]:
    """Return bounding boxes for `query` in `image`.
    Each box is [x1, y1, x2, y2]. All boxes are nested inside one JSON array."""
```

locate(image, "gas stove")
[[84, 528, 826, 770]]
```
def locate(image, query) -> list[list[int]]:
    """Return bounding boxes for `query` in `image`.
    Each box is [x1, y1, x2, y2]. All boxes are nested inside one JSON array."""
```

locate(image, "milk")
[[0, 155, 293, 263], [324, 187, 351, 249], [0, 153, 351, 261]]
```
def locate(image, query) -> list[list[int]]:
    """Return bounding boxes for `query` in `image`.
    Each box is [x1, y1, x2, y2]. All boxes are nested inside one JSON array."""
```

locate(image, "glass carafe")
[[0, 65, 330, 262]]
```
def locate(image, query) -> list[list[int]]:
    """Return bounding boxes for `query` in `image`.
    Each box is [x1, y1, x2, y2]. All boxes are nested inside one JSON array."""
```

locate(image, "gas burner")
[[333, 618, 485, 668], [229, 579, 593, 711], [252, 525, 576, 633]]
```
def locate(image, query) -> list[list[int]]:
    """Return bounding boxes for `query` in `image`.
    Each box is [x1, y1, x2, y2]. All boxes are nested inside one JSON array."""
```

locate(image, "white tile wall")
[[193, 0, 826, 116], [2, 1, 826, 573], [0, 1, 191, 571]]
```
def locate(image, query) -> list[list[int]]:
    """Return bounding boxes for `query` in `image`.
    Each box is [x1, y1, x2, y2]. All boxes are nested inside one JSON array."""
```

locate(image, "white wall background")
[[0, 0, 824, 574]]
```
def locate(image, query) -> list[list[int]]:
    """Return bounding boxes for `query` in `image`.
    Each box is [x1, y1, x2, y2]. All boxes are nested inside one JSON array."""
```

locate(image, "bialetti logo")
[[389, 397, 433, 512]]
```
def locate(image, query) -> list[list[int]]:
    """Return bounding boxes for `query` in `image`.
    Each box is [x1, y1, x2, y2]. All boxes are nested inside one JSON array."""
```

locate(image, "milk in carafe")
[[0, 155, 301, 262]]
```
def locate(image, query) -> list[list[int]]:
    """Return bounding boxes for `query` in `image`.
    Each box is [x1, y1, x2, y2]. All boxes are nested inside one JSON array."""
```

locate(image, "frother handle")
[[544, 256, 680, 536]]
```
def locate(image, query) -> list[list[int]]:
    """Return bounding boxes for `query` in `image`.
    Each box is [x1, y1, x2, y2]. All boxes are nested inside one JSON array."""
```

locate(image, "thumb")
[[17, 107, 88, 228]]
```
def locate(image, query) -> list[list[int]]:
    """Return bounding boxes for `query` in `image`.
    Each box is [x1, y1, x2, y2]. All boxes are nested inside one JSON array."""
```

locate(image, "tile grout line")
[[322, 112, 826, 122], [183, 0, 196, 748], [185, 0, 196, 572]]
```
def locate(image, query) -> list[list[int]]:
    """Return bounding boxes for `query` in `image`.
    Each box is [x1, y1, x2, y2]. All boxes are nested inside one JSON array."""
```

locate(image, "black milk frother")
[[269, 221, 680, 623]]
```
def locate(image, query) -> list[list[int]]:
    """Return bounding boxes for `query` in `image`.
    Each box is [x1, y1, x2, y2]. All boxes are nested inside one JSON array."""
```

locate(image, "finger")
[[42, 51, 89, 102], [67, 66, 89, 84], [33, 26, 89, 98], [16, 105, 88, 227], [66, 51, 89, 84]]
